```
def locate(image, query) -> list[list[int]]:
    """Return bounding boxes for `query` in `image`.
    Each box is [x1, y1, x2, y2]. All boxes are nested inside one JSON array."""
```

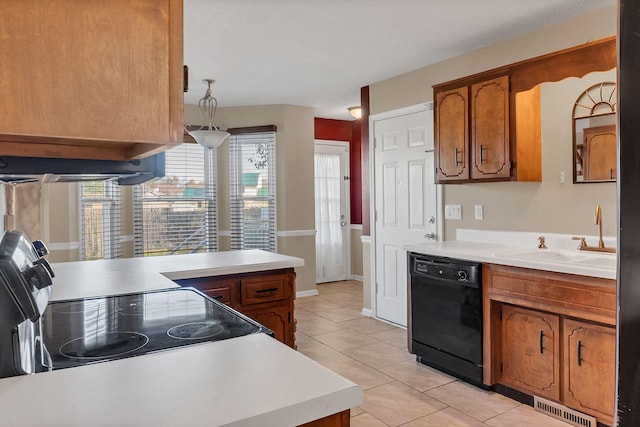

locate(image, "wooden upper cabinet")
[[0, 0, 184, 161], [500, 304, 561, 401], [471, 76, 510, 180], [433, 37, 615, 185], [563, 319, 616, 426], [435, 87, 469, 181], [435, 75, 515, 183]]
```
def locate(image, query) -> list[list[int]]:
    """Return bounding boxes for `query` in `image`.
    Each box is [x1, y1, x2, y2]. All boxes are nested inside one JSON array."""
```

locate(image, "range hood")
[[0, 154, 165, 186]]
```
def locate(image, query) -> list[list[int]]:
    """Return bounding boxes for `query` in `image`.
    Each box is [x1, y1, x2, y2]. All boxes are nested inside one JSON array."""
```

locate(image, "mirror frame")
[[572, 82, 617, 183]]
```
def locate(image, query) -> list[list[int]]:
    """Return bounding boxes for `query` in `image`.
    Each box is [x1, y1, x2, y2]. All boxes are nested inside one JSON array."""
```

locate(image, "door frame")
[[314, 139, 351, 282], [368, 102, 444, 321]]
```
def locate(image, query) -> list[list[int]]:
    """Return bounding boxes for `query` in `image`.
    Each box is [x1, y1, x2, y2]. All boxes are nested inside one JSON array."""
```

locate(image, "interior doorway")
[[314, 141, 350, 283], [371, 104, 441, 326]]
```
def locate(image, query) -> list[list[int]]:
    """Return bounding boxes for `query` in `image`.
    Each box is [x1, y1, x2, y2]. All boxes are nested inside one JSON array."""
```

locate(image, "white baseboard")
[[296, 289, 320, 298], [349, 275, 363, 282], [361, 308, 372, 317]]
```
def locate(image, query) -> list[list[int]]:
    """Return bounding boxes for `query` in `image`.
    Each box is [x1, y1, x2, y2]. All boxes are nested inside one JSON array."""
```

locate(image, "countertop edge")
[[405, 242, 616, 280]]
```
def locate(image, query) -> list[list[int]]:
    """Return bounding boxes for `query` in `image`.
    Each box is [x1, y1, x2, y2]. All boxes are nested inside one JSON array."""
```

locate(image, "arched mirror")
[[573, 82, 617, 183]]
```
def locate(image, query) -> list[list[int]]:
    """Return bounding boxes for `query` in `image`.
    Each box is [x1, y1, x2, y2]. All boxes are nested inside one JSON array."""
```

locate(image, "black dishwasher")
[[409, 252, 484, 388]]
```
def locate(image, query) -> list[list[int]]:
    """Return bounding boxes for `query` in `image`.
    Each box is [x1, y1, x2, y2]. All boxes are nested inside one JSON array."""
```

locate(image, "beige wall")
[[369, 5, 617, 240], [186, 104, 318, 293], [26, 104, 316, 294]]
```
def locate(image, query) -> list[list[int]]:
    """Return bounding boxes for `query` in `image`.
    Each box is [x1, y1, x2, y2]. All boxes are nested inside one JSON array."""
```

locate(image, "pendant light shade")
[[348, 106, 362, 119], [187, 79, 230, 149]]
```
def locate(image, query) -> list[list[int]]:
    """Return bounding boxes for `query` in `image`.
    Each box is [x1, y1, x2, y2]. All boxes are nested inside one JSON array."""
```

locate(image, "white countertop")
[[49, 249, 306, 301], [405, 240, 617, 280], [0, 250, 363, 426], [0, 334, 361, 427]]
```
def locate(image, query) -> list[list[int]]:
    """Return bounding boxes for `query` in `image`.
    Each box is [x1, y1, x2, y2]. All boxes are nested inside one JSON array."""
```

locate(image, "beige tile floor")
[[295, 280, 569, 427]]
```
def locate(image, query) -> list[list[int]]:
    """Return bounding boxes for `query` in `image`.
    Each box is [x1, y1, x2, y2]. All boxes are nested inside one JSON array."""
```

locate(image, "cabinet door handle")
[[480, 144, 487, 163], [255, 287, 279, 294], [577, 340, 583, 366], [455, 147, 463, 166], [539, 330, 544, 354]]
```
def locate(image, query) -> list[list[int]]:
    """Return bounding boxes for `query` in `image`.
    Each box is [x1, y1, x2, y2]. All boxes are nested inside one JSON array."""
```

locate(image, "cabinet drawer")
[[174, 277, 240, 306], [201, 287, 232, 305], [241, 276, 288, 305]]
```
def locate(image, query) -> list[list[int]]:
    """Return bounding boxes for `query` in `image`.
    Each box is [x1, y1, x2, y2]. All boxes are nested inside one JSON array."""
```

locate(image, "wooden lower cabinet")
[[175, 268, 296, 348], [500, 305, 560, 401], [563, 318, 616, 425], [484, 264, 616, 426], [242, 304, 295, 348], [299, 410, 350, 427]]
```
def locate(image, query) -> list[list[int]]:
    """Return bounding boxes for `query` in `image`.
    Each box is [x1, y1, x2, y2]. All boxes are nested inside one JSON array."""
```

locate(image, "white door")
[[314, 141, 350, 283], [373, 107, 438, 326]]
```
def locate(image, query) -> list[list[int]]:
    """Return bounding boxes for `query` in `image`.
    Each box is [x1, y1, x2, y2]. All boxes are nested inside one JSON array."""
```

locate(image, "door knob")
[[424, 232, 436, 240]]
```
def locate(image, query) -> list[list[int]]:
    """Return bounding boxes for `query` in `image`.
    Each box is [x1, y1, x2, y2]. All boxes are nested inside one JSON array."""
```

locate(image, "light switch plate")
[[445, 204, 462, 220], [474, 204, 484, 220]]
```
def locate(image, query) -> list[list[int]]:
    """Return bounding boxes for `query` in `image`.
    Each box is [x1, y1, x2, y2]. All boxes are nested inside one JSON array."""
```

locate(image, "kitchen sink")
[[493, 249, 593, 263], [492, 248, 616, 269], [572, 255, 617, 269]]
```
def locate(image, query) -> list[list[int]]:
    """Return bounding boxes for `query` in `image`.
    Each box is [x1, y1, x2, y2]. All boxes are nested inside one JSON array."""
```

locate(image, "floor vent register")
[[533, 396, 597, 427]]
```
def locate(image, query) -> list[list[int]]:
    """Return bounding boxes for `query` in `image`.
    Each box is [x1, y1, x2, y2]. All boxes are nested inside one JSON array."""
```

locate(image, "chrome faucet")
[[572, 204, 616, 253]]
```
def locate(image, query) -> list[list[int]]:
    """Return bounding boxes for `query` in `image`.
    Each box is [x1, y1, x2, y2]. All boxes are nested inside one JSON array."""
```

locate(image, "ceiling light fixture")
[[187, 79, 230, 149], [348, 106, 362, 119]]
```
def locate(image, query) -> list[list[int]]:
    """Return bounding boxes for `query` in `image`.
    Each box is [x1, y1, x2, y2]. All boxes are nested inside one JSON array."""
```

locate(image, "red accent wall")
[[314, 118, 363, 224]]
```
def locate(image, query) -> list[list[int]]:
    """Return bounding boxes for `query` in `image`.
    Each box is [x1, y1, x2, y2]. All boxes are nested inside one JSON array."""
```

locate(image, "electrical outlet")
[[474, 204, 484, 220], [445, 204, 462, 220]]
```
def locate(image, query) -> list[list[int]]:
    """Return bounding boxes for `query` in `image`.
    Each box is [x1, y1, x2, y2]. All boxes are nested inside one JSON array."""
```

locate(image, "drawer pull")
[[577, 340, 583, 366], [255, 287, 279, 294], [539, 330, 544, 354], [212, 295, 223, 300]]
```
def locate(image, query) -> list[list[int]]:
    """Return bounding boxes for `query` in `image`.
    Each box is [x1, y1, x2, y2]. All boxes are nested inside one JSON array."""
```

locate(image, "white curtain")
[[314, 152, 343, 281]]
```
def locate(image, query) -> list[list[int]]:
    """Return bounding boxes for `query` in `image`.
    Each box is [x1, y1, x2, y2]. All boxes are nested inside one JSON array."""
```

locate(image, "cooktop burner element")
[[42, 288, 269, 370], [167, 323, 224, 340], [60, 332, 149, 360]]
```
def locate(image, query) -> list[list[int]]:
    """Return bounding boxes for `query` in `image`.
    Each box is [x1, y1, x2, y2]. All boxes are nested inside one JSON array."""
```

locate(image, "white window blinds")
[[133, 143, 218, 256], [80, 181, 122, 260], [229, 127, 277, 252]]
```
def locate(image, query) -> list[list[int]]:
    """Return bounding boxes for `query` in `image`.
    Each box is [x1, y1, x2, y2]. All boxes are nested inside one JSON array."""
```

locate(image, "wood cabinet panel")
[[484, 263, 616, 326], [500, 305, 560, 401], [175, 276, 241, 307], [470, 76, 510, 179], [435, 74, 522, 183], [241, 274, 290, 305], [298, 410, 351, 427], [174, 269, 296, 348], [563, 318, 615, 425], [434, 37, 615, 185], [242, 305, 294, 348], [435, 87, 469, 181], [0, 0, 183, 160], [484, 264, 617, 426]]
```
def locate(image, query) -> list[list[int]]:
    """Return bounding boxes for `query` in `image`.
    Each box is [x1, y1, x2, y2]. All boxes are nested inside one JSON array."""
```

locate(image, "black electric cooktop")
[[42, 287, 269, 370]]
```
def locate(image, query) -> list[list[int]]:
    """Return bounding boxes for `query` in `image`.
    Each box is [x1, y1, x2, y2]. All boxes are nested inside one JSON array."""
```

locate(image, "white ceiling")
[[183, 0, 614, 121]]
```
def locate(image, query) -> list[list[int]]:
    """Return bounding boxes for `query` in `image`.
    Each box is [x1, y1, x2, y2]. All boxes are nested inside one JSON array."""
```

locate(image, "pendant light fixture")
[[348, 106, 362, 119], [187, 79, 230, 149]]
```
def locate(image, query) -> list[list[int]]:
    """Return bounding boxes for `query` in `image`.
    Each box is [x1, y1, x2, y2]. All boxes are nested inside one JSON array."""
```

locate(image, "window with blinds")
[[133, 143, 217, 256], [229, 127, 277, 252], [80, 181, 122, 260]]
